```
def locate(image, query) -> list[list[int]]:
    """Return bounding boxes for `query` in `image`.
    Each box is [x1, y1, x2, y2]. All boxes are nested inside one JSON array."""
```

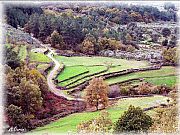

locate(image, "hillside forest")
[[2, 1, 179, 134]]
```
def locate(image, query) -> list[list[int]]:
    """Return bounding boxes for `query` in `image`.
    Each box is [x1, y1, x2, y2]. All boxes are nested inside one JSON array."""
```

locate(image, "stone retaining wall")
[[66, 67, 109, 89], [68, 65, 161, 94]]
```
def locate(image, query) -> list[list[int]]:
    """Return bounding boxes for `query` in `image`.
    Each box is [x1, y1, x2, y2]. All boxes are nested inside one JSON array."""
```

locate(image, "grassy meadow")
[[31, 95, 169, 134]]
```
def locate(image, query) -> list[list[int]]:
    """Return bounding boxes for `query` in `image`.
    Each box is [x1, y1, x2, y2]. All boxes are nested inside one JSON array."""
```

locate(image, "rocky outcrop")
[[99, 48, 163, 64], [3, 24, 41, 47]]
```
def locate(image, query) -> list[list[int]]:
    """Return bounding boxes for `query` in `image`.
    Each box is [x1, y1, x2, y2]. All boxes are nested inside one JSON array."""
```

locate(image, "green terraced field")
[[18, 45, 27, 61], [55, 55, 149, 88], [30, 52, 51, 63], [106, 66, 176, 86], [144, 75, 177, 87], [31, 95, 169, 134], [54, 55, 148, 67], [59, 65, 108, 87], [57, 66, 89, 82]]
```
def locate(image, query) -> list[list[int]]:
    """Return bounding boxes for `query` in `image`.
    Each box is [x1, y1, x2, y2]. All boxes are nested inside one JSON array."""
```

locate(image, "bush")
[[126, 45, 136, 52], [108, 85, 120, 98], [150, 104, 178, 133], [162, 47, 178, 65], [77, 111, 113, 133], [162, 28, 171, 37], [156, 85, 172, 95], [120, 86, 130, 96], [162, 39, 168, 46], [137, 82, 151, 95], [114, 105, 153, 133]]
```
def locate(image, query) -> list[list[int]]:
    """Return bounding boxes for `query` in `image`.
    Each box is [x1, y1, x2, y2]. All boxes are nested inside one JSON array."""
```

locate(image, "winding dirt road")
[[32, 36, 83, 101]]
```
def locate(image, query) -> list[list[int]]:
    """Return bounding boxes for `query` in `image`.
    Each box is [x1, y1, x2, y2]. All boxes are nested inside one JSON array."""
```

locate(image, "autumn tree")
[[19, 78, 43, 114], [6, 104, 33, 129], [125, 33, 133, 43], [114, 105, 153, 133], [137, 82, 151, 95], [5, 63, 48, 130], [27, 69, 49, 98], [80, 34, 96, 55], [84, 77, 109, 111], [97, 37, 109, 50], [50, 30, 65, 49], [77, 111, 113, 133], [130, 12, 143, 22], [162, 47, 178, 65]]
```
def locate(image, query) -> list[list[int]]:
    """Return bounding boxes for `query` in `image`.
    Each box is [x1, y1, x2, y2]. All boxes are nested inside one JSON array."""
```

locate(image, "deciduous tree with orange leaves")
[[84, 77, 109, 111]]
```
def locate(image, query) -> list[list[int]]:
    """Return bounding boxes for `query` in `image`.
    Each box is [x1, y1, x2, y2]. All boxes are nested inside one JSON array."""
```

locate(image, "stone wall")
[[68, 65, 161, 94]]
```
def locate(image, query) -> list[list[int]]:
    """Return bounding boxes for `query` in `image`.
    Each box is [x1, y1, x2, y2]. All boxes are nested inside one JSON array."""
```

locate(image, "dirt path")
[[31, 36, 83, 101]]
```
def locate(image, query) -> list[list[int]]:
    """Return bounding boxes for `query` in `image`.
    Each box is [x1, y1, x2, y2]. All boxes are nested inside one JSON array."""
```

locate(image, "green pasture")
[[37, 63, 51, 71], [18, 45, 27, 61], [106, 66, 177, 86], [29, 52, 51, 63], [144, 75, 177, 87], [54, 55, 148, 67], [55, 55, 149, 88], [57, 66, 89, 82], [31, 95, 169, 134], [59, 65, 107, 87]]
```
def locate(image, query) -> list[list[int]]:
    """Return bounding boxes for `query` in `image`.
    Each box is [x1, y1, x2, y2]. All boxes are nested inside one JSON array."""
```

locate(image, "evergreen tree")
[[114, 105, 153, 133], [50, 30, 65, 49]]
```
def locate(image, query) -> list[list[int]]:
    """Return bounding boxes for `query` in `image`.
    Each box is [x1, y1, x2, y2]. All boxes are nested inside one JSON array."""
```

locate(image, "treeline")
[[4, 46, 48, 130], [5, 4, 43, 28], [24, 12, 120, 50], [52, 3, 177, 24], [5, 3, 178, 54]]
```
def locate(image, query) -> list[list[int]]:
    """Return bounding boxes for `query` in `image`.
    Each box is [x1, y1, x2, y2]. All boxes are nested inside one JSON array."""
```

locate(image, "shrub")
[[126, 45, 136, 52], [120, 86, 130, 96], [137, 82, 151, 95], [162, 28, 171, 37], [114, 105, 153, 133], [156, 85, 172, 95], [162, 39, 168, 46], [108, 85, 120, 98], [77, 111, 113, 133], [162, 47, 178, 65], [150, 104, 178, 133]]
